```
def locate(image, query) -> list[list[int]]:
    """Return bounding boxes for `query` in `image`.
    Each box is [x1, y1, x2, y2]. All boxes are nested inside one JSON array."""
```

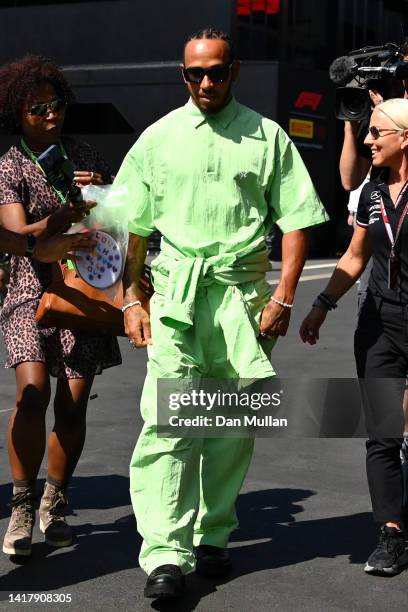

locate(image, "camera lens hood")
[[335, 87, 371, 121]]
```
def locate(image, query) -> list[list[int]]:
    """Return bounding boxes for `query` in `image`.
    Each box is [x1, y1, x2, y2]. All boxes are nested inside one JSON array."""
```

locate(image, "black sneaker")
[[365, 526, 408, 575]]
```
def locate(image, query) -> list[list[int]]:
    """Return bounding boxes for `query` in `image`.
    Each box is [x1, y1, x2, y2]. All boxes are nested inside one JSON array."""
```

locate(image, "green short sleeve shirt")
[[113, 97, 328, 257]]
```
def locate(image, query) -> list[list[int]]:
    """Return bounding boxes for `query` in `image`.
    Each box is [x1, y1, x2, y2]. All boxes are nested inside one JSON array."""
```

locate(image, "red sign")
[[294, 91, 323, 111], [237, 0, 280, 16]]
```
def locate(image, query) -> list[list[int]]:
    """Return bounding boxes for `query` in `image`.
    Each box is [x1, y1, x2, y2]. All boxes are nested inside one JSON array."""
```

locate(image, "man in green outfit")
[[115, 28, 328, 599]]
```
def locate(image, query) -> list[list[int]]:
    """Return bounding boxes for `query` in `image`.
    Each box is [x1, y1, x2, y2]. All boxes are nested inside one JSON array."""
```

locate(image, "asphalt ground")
[[0, 259, 406, 611]]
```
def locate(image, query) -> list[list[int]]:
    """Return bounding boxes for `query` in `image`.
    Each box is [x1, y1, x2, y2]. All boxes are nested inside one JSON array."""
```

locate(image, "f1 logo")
[[294, 92, 323, 111]]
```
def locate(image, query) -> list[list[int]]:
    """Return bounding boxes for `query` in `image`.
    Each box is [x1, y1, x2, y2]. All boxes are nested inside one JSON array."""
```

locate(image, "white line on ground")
[[0, 408, 12, 413], [298, 273, 334, 282], [269, 273, 333, 285], [303, 262, 337, 270]]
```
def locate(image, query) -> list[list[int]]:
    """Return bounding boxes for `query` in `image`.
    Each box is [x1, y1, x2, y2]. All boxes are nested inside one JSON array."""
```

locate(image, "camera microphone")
[[329, 56, 358, 86]]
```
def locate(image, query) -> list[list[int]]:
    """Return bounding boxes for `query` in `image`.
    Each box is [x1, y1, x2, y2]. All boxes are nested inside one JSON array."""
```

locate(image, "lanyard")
[[20, 138, 68, 204], [379, 181, 408, 258]]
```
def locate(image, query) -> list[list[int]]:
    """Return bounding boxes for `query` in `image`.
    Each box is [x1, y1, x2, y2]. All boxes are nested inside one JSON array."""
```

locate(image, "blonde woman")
[[300, 98, 408, 575]]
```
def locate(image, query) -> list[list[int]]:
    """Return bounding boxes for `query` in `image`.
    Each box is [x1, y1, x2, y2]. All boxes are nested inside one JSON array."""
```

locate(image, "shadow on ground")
[[0, 483, 375, 610], [0, 475, 132, 520], [0, 474, 140, 597], [150, 489, 375, 611]]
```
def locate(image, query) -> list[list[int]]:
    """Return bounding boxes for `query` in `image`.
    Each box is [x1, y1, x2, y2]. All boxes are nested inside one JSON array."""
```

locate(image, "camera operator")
[[340, 90, 384, 191], [336, 43, 408, 307], [339, 42, 408, 192]]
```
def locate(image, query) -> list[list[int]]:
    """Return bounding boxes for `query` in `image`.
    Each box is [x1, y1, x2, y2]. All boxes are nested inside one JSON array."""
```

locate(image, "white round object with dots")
[[75, 230, 123, 289]]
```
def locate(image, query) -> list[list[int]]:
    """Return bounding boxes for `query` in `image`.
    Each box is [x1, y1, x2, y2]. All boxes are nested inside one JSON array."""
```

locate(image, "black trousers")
[[354, 292, 407, 524]]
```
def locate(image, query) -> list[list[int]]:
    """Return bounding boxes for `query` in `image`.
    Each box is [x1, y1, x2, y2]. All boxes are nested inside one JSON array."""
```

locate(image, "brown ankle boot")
[[3, 487, 36, 556], [39, 482, 72, 547]]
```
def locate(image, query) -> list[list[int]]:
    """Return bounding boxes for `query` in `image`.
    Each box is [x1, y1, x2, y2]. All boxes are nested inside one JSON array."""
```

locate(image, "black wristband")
[[24, 234, 37, 258], [313, 292, 337, 311], [320, 292, 337, 309], [312, 296, 329, 311]]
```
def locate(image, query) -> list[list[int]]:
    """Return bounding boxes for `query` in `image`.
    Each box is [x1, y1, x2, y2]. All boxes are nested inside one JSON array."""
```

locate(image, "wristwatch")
[[24, 234, 37, 258]]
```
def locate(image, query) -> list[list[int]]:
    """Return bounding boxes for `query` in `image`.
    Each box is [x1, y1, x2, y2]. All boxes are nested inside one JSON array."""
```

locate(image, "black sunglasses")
[[183, 62, 233, 84], [367, 126, 404, 139], [27, 98, 66, 117]]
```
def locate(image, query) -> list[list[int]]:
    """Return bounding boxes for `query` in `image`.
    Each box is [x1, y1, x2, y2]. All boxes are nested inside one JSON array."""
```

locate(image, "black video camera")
[[36, 144, 82, 204], [329, 43, 408, 121]]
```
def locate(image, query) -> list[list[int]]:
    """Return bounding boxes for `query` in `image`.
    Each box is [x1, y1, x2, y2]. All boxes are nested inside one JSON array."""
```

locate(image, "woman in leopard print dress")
[[0, 55, 122, 556]]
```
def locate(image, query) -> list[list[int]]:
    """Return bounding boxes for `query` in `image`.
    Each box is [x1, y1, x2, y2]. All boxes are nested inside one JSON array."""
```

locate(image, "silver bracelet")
[[121, 300, 142, 313], [269, 296, 293, 309]]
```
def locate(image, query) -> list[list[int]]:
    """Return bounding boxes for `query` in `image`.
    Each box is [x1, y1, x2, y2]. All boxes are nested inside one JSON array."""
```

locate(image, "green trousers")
[[130, 281, 275, 575]]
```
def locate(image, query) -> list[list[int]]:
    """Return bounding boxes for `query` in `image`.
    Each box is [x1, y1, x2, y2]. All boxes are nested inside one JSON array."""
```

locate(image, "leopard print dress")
[[0, 138, 122, 378]]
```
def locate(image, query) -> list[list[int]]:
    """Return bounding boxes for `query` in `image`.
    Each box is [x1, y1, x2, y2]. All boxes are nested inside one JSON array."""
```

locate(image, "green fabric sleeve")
[[267, 128, 329, 234], [112, 136, 155, 237]]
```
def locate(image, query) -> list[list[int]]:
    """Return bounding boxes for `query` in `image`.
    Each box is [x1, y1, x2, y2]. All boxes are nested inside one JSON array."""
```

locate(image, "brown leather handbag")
[[35, 263, 153, 336]]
